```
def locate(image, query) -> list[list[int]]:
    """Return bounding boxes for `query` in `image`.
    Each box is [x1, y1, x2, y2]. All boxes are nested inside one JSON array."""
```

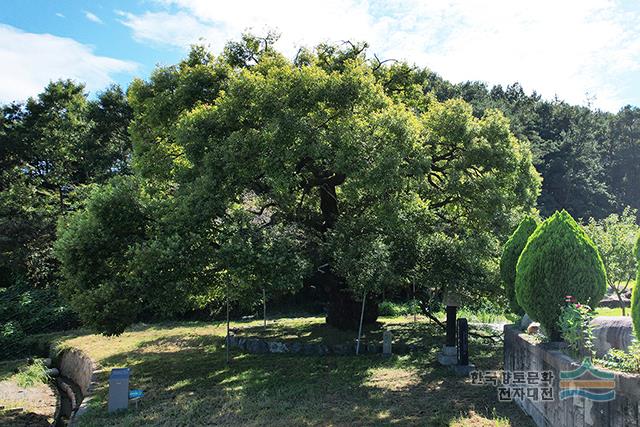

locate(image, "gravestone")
[[457, 318, 469, 365], [383, 330, 393, 356], [451, 318, 475, 376]]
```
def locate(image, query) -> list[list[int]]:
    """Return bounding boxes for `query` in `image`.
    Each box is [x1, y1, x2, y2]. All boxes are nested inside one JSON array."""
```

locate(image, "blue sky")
[[1, 0, 639, 111]]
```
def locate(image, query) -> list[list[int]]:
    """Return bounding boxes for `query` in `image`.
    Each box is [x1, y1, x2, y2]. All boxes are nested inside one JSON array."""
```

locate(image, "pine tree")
[[500, 216, 538, 315], [516, 210, 606, 340]]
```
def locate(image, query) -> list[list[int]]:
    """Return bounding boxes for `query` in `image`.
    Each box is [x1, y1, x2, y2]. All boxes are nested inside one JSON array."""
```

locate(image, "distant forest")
[[423, 78, 639, 221]]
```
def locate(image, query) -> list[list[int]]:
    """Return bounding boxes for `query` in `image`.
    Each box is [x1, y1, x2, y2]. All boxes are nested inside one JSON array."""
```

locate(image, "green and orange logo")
[[559, 358, 615, 401]]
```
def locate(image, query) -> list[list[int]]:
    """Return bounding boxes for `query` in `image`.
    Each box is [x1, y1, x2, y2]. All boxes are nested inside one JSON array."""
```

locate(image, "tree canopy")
[[0, 81, 132, 351], [53, 37, 541, 333]]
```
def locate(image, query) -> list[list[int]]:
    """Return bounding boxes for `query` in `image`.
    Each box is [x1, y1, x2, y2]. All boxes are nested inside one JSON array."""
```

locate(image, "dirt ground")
[[0, 379, 57, 426]]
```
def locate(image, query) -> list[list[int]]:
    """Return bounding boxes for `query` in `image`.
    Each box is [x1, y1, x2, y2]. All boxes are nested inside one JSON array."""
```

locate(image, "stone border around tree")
[[227, 332, 425, 356]]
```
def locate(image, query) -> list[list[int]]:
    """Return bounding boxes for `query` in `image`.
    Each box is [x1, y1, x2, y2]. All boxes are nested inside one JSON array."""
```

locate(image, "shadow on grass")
[[0, 410, 53, 427], [74, 325, 534, 427]]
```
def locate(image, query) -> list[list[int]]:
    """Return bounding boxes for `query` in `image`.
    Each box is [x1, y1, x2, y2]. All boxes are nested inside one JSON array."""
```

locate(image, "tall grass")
[[14, 359, 49, 387], [378, 300, 420, 317]]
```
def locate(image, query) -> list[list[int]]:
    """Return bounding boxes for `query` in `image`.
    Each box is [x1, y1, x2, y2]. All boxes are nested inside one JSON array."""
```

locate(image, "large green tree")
[[0, 80, 132, 344], [96, 37, 539, 331]]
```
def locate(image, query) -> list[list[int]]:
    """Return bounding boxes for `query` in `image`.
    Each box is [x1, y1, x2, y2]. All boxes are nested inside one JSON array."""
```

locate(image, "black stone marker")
[[457, 317, 469, 365], [446, 305, 457, 347]]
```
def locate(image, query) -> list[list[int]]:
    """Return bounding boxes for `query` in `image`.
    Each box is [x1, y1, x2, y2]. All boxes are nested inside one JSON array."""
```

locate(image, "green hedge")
[[500, 216, 538, 315], [515, 210, 606, 340]]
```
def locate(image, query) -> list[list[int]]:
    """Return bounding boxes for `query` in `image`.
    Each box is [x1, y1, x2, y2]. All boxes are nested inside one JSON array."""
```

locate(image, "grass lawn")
[[595, 307, 629, 317], [48, 316, 533, 427]]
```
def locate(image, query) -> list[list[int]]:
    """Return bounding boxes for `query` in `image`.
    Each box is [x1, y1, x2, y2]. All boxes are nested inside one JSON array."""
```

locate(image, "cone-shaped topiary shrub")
[[515, 210, 607, 340], [500, 216, 538, 315], [632, 234, 640, 341]]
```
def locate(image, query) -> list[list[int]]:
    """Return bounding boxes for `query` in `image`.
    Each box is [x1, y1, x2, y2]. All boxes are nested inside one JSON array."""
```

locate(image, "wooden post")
[[356, 290, 367, 355]]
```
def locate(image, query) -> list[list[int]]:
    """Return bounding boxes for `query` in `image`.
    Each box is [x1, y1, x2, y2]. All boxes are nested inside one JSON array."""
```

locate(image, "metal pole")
[[226, 290, 230, 364], [356, 290, 367, 355], [412, 281, 417, 325]]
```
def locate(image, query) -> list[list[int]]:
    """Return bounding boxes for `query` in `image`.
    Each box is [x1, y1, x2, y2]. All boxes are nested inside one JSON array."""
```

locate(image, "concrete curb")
[[48, 381, 61, 426], [227, 332, 426, 356]]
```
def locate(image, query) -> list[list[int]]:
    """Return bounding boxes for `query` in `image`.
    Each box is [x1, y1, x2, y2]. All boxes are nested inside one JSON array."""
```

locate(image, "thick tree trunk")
[[315, 268, 378, 329], [314, 174, 379, 329]]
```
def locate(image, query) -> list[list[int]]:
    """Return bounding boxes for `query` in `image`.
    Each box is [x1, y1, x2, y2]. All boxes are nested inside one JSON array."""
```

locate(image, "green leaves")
[[216, 204, 311, 307], [584, 207, 638, 315], [1, 80, 133, 338], [54, 40, 541, 333], [558, 301, 595, 358], [515, 210, 607, 339], [500, 216, 538, 315], [54, 177, 148, 335]]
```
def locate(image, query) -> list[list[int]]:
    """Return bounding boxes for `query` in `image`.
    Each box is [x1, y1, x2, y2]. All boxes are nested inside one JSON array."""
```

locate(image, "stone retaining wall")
[[228, 333, 423, 356], [55, 348, 99, 425], [504, 325, 640, 427], [57, 348, 95, 396]]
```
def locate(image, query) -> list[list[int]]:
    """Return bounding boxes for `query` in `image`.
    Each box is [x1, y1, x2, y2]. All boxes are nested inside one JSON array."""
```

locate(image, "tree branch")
[[372, 54, 398, 72], [247, 202, 276, 216]]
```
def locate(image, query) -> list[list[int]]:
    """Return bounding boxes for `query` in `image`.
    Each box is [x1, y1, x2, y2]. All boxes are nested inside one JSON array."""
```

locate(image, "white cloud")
[[117, 10, 219, 48], [120, 0, 376, 53], [55, 12, 65, 19], [84, 11, 104, 24], [118, 0, 640, 111], [0, 24, 137, 103]]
